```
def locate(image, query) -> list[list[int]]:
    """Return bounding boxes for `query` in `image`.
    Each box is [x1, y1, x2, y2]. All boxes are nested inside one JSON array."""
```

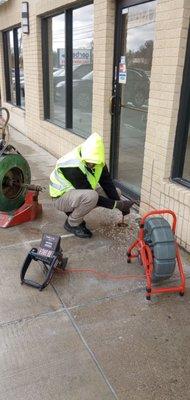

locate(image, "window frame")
[[171, 26, 190, 189], [41, 1, 93, 137], [3, 25, 24, 109]]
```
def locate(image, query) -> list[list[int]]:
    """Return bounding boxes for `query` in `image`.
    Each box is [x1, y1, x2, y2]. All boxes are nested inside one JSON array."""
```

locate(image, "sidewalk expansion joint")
[[0, 233, 74, 250], [0, 307, 65, 329], [67, 286, 145, 311], [50, 282, 120, 400], [62, 272, 190, 311]]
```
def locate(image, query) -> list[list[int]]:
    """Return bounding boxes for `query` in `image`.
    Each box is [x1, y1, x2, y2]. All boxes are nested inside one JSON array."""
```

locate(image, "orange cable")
[[55, 207, 180, 283]]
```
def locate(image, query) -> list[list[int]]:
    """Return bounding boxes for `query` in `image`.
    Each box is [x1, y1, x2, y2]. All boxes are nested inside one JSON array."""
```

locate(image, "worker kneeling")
[[49, 133, 133, 238]]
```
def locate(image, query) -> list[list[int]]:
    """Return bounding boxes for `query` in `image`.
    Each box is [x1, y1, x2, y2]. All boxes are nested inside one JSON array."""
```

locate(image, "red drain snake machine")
[[0, 107, 42, 227], [127, 209, 185, 300]]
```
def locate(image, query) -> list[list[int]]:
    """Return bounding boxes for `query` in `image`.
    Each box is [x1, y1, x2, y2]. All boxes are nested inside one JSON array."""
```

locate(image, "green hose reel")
[[0, 152, 31, 212], [0, 107, 31, 212]]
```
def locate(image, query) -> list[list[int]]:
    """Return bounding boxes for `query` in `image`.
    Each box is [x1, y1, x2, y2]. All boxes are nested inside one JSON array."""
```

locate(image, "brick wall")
[[140, 0, 190, 251], [0, 0, 190, 249], [92, 0, 115, 162], [0, 0, 115, 162]]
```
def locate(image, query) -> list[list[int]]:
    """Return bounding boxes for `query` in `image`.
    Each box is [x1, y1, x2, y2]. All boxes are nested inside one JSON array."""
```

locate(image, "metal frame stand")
[[127, 209, 185, 300], [0, 189, 42, 228]]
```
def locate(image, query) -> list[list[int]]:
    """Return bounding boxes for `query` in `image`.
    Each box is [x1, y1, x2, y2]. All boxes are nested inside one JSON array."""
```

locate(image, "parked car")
[[55, 70, 93, 111], [53, 63, 93, 89], [11, 72, 25, 100], [124, 68, 150, 108], [55, 68, 149, 111], [53, 67, 65, 88]]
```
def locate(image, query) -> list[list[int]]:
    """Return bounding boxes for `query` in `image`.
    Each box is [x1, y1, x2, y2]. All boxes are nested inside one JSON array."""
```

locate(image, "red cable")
[[55, 208, 179, 283]]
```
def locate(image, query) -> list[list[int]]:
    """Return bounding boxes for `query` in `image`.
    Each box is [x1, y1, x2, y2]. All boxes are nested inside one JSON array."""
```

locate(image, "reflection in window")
[[8, 30, 16, 105], [172, 26, 190, 187], [73, 4, 94, 137], [48, 13, 65, 126], [43, 4, 94, 138], [118, 1, 156, 196], [183, 125, 190, 181], [18, 28, 25, 108], [4, 27, 25, 108]]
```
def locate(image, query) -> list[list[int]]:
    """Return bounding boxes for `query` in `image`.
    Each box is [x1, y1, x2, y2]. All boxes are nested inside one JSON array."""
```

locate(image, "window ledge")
[[171, 178, 190, 190], [3, 102, 25, 117], [41, 118, 87, 142]]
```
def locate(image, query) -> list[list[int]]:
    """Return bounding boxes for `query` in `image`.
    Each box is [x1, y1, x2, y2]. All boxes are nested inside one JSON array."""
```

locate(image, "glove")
[[115, 199, 134, 216]]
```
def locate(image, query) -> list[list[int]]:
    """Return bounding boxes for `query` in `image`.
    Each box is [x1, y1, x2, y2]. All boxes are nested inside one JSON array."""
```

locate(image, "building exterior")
[[0, 0, 189, 250]]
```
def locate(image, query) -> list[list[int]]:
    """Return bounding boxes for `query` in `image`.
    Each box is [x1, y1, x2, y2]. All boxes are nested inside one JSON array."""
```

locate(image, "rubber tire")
[[76, 92, 91, 111], [145, 217, 176, 283], [132, 85, 146, 108], [0, 153, 31, 211]]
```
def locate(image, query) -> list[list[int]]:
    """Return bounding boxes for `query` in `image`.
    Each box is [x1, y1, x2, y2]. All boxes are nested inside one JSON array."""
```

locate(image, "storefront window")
[[3, 27, 25, 108], [8, 30, 16, 105], [48, 13, 66, 126], [182, 124, 190, 182], [42, 3, 94, 138], [73, 4, 93, 137], [18, 28, 25, 108], [116, 1, 156, 197], [172, 28, 190, 187]]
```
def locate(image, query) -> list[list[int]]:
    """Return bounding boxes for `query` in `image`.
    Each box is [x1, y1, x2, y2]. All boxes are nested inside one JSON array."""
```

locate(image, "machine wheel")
[[144, 217, 176, 283], [179, 291, 184, 297], [0, 154, 31, 211], [76, 92, 91, 111]]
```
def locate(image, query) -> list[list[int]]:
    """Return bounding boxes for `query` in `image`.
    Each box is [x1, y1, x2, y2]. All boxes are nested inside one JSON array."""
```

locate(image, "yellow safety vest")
[[49, 133, 105, 197]]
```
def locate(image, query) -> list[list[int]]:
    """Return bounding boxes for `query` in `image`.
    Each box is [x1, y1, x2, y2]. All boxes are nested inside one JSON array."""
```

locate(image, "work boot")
[[65, 213, 90, 230], [80, 220, 92, 235], [64, 218, 92, 238]]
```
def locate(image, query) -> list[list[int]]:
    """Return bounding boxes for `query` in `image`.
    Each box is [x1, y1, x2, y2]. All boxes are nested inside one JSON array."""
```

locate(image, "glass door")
[[111, 0, 156, 201]]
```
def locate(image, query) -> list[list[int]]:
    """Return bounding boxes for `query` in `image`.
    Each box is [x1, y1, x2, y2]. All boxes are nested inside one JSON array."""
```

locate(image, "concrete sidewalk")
[[0, 128, 190, 400]]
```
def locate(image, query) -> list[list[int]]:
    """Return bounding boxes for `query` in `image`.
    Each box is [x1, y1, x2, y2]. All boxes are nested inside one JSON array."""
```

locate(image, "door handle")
[[109, 95, 116, 116], [118, 97, 125, 108]]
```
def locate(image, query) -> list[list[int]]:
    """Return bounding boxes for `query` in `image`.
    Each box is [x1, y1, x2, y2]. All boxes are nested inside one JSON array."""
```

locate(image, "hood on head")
[[80, 132, 105, 165]]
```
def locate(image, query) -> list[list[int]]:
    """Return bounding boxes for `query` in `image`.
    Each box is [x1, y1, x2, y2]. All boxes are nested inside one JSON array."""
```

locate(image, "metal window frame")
[[13, 27, 21, 106], [2, 31, 11, 102], [2, 25, 23, 108], [110, 0, 156, 202], [41, 18, 50, 119], [117, 0, 154, 7], [41, 1, 93, 135], [38, 0, 92, 19], [65, 9, 73, 129], [171, 26, 190, 189]]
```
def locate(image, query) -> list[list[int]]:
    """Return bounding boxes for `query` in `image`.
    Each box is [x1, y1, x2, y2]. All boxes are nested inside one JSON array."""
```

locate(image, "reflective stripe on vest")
[[50, 148, 104, 197], [49, 181, 63, 191], [56, 155, 100, 189], [49, 168, 73, 198], [57, 158, 81, 169], [54, 169, 66, 185]]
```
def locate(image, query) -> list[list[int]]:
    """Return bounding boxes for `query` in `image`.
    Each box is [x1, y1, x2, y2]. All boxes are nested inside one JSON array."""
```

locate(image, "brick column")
[[140, 0, 190, 211], [92, 0, 115, 164]]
